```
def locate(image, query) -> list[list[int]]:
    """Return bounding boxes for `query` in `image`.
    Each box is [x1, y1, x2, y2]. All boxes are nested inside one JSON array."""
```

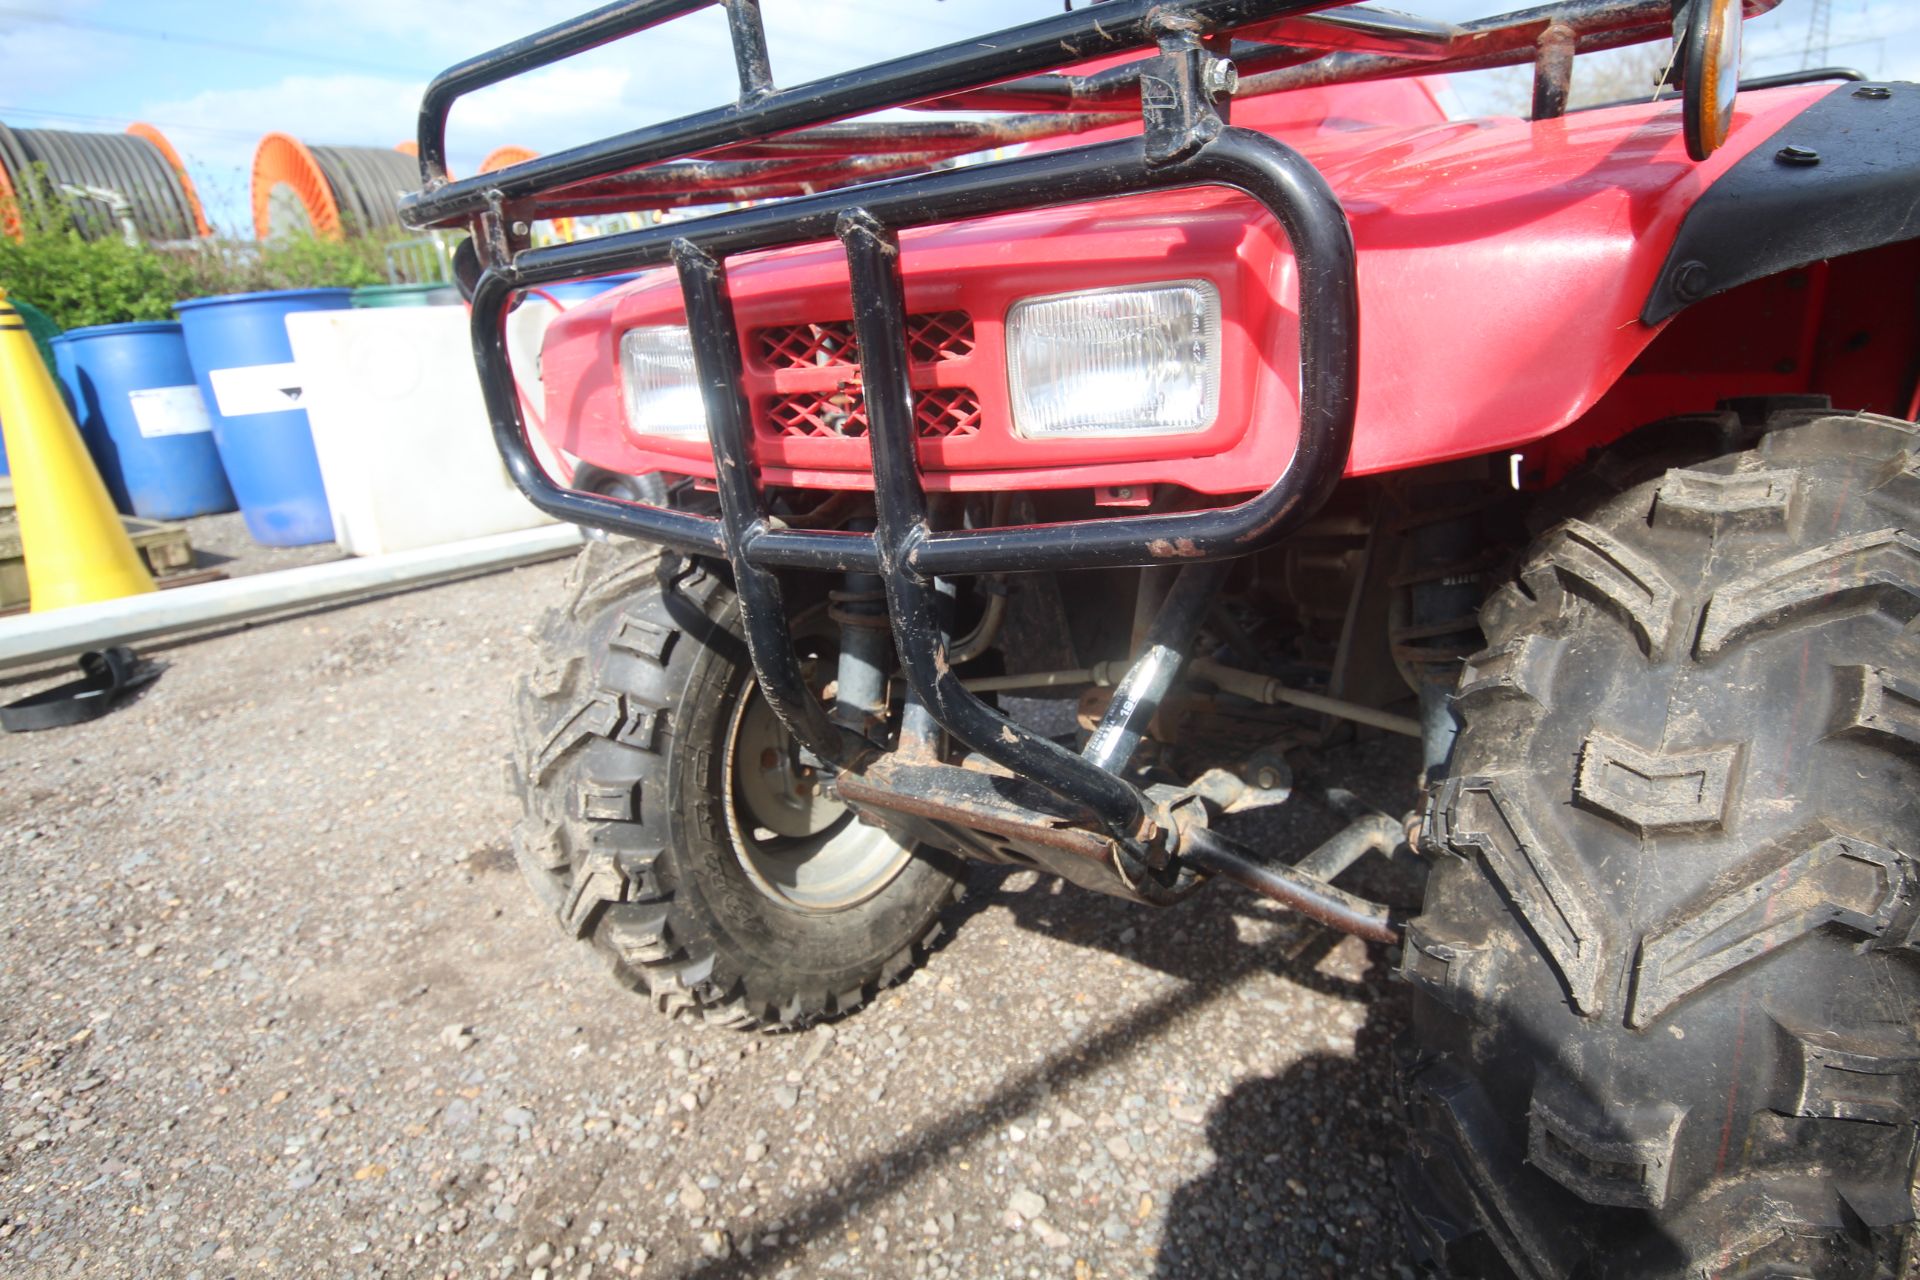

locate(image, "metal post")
[[897, 576, 956, 759], [724, 0, 774, 101], [1083, 560, 1233, 772], [830, 521, 892, 740], [672, 237, 848, 766], [1531, 21, 1577, 119], [838, 206, 1156, 847]]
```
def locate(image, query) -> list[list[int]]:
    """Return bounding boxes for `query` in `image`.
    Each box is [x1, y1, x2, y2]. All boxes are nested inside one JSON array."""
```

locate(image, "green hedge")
[[0, 233, 183, 330], [0, 230, 396, 332]]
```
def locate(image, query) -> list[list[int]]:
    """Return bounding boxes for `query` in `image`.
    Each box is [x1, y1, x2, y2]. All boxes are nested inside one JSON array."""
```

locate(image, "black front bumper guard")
[[466, 125, 1356, 855], [415, 5, 1389, 932]]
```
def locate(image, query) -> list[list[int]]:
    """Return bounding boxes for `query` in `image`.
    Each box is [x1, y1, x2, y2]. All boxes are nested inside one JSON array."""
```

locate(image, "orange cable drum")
[[252, 132, 341, 240], [126, 123, 212, 238], [479, 145, 538, 174], [0, 156, 18, 242], [475, 147, 584, 241], [0, 119, 209, 242], [252, 135, 419, 240]]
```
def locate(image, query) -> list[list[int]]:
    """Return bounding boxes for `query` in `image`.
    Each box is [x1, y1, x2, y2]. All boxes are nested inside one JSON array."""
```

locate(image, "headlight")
[[1006, 280, 1221, 438], [619, 325, 708, 439]]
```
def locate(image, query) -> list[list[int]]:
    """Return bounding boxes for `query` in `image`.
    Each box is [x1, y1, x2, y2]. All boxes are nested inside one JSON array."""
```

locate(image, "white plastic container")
[[286, 306, 557, 556]]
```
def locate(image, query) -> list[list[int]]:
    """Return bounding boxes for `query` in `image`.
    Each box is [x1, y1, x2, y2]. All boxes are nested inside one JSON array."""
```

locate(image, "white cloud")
[[146, 73, 420, 148], [138, 73, 422, 235], [445, 64, 645, 163], [260, 0, 612, 61]]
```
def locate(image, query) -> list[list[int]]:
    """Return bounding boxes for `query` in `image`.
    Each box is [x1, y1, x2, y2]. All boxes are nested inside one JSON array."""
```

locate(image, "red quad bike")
[[402, 1, 1920, 1274]]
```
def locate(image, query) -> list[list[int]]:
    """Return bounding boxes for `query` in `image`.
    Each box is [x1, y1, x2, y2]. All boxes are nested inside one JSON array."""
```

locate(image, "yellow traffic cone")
[[0, 286, 156, 610]]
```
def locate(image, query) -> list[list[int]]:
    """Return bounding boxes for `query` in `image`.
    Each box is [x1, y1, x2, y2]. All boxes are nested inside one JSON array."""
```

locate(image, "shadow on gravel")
[[674, 861, 1400, 1280], [1152, 944, 1406, 1280]]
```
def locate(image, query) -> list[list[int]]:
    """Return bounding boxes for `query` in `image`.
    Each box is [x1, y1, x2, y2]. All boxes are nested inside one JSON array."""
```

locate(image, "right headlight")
[[1006, 279, 1222, 439], [619, 325, 709, 439]]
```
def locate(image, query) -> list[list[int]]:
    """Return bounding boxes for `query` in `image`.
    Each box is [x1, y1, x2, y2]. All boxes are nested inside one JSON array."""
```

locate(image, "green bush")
[[165, 234, 391, 300], [0, 179, 407, 330], [0, 230, 400, 332], [0, 232, 184, 330]]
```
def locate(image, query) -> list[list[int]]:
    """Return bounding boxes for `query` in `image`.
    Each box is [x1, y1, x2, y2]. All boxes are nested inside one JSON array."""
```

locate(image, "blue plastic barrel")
[[536, 273, 639, 308], [175, 288, 349, 545], [51, 321, 236, 520]]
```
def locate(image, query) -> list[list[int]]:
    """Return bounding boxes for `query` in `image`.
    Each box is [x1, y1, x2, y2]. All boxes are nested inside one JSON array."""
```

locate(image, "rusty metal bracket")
[[1164, 801, 1405, 942], [1142, 22, 1233, 165], [834, 756, 1198, 905]]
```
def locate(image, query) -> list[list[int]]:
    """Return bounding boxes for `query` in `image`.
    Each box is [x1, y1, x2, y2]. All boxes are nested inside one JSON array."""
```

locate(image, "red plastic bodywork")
[[538, 79, 1866, 495]]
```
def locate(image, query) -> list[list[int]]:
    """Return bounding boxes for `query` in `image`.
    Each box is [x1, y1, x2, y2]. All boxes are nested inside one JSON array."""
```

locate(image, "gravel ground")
[[0, 552, 1423, 1279], [178, 512, 346, 580]]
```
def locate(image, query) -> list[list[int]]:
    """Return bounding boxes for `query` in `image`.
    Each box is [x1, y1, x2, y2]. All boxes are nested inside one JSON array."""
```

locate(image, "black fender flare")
[[1643, 82, 1920, 324]]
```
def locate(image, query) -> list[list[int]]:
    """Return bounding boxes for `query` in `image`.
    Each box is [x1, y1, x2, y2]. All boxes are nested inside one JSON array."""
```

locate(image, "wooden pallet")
[[121, 517, 195, 573], [0, 509, 199, 610]]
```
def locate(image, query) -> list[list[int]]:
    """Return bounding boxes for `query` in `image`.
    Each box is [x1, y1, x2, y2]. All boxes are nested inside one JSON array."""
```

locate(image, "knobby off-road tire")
[[510, 539, 964, 1029], [1400, 406, 1920, 1278], [569, 464, 667, 542]]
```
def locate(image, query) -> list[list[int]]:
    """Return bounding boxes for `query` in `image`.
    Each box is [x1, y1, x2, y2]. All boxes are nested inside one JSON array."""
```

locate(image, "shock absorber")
[[1385, 462, 1511, 785], [828, 523, 892, 741]]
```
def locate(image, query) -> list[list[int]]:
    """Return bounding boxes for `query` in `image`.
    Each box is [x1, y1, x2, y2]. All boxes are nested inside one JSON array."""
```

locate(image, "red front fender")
[[539, 81, 1843, 492]]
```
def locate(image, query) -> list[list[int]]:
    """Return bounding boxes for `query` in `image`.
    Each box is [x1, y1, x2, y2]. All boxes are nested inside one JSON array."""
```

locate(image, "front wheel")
[[569, 463, 667, 542], [1400, 406, 1920, 1278], [510, 540, 964, 1029]]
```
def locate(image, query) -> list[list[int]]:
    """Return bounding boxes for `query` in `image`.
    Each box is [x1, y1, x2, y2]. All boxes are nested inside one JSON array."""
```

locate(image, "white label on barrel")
[[208, 362, 305, 418], [127, 385, 213, 438]]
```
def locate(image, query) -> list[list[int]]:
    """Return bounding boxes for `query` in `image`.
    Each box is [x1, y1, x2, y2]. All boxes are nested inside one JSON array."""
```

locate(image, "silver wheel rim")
[[722, 680, 911, 912]]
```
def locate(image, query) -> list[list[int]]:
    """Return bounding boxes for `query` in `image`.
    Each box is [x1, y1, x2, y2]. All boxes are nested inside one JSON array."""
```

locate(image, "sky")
[[2, 0, 1916, 237]]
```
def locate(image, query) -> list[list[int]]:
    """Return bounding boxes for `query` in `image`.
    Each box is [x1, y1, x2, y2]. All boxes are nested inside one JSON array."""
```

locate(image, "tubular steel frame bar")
[[402, 0, 1704, 224], [1229, 0, 1782, 101], [840, 208, 1160, 840], [403, 0, 1348, 227]]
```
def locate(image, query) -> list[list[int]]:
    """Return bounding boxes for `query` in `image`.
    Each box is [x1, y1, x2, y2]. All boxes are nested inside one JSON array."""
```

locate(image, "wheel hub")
[[723, 682, 910, 912]]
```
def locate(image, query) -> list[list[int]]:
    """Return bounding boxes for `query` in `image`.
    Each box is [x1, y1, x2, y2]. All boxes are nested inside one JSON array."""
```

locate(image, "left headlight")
[[619, 325, 709, 439], [1006, 279, 1221, 438]]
